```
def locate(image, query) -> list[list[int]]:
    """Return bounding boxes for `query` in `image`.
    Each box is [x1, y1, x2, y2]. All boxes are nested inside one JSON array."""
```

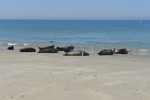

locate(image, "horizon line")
[[0, 18, 150, 20]]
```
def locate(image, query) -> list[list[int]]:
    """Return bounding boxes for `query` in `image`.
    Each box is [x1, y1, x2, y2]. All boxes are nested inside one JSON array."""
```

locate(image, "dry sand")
[[0, 50, 150, 100]]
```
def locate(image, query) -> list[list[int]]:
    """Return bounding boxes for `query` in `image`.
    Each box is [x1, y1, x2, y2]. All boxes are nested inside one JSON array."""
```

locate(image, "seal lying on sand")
[[38, 48, 59, 53], [20, 48, 36, 52], [63, 50, 89, 56], [115, 48, 130, 54], [38, 45, 54, 50], [7, 45, 14, 50], [97, 48, 115, 55], [57, 46, 74, 52]]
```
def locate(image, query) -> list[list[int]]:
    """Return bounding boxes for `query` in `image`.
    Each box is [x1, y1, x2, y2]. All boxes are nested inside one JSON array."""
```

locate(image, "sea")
[[0, 20, 150, 55]]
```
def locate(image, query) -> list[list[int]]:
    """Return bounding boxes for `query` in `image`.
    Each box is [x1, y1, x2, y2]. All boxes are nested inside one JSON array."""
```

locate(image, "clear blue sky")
[[0, 0, 150, 20]]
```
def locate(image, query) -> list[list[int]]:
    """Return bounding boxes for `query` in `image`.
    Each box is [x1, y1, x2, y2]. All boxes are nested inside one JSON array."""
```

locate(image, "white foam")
[[8, 43, 17, 46], [140, 49, 148, 52], [24, 43, 29, 46]]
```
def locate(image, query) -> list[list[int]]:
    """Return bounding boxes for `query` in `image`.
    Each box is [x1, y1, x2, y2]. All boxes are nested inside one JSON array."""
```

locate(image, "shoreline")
[[1, 46, 150, 56], [0, 38, 150, 55]]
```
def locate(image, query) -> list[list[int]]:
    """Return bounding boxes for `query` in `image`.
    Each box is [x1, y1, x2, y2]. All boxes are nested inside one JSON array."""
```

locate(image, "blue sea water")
[[0, 20, 150, 54]]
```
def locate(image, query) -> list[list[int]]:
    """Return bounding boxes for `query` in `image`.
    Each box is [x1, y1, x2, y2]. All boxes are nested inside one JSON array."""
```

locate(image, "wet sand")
[[0, 50, 150, 100]]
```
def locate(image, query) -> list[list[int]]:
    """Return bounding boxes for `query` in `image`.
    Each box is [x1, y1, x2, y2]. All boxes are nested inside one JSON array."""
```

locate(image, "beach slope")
[[0, 50, 150, 100]]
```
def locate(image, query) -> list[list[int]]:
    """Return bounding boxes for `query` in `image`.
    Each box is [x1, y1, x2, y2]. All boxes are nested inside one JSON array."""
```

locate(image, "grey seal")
[[38, 45, 54, 50], [115, 48, 130, 54], [97, 48, 115, 55], [56, 46, 74, 52], [38, 48, 59, 53], [20, 47, 36, 52], [63, 50, 89, 56]]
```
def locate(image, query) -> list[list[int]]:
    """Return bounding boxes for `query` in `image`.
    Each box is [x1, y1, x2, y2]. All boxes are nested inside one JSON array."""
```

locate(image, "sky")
[[0, 0, 150, 20]]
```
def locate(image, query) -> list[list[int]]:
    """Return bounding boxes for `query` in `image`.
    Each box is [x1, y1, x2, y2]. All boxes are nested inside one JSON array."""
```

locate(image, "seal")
[[38, 45, 54, 50], [97, 48, 115, 55], [20, 47, 36, 52], [56, 46, 74, 52], [38, 48, 59, 53], [63, 50, 89, 56], [7, 45, 14, 50], [115, 48, 130, 54]]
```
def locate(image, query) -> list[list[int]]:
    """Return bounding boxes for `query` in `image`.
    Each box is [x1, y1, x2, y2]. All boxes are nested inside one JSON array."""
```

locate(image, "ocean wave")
[[8, 43, 17, 46], [132, 49, 150, 52], [24, 43, 29, 46]]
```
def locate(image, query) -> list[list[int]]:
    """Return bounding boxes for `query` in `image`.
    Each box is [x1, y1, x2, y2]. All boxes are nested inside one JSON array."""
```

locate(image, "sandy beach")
[[0, 50, 150, 100]]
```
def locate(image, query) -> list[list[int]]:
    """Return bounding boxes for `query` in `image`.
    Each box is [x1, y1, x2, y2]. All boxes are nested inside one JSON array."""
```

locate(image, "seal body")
[[20, 48, 36, 52], [38, 48, 59, 53], [97, 49, 115, 55], [57, 46, 74, 52], [64, 50, 89, 56], [7, 45, 14, 50], [38, 45, 54, 50], [115, 48, 130, 54]]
